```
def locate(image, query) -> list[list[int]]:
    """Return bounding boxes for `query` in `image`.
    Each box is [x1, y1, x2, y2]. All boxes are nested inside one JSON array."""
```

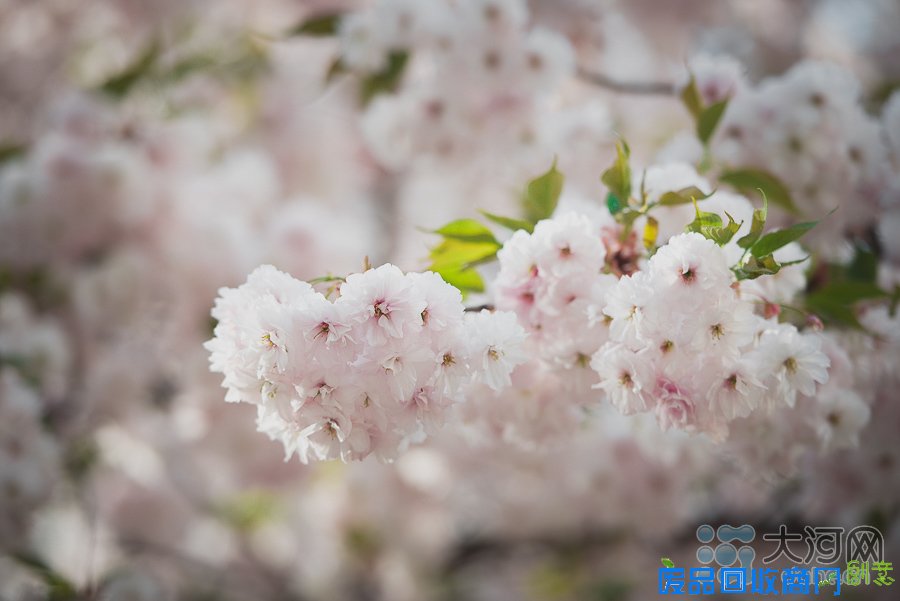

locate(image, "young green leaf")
[[707, 211, 743, 246], [679, 74, 704, 120], [601, 141, 631, 209], [661, 557, 676, 569], [288, 13, 342, 36], [427, 230, 501, 298], [686, 197, 723, 240], [657, 186, 713, 206], [433, 219, 500, 244], [719, 168, 798, 215], [733, 254, 781, 280], [523, 161, 564, 224], [697, 99, 729, 144], [737, 192, 768, 249], [750, 220, 818, 258], [433, 264, 485, 296], [428, 238, 500, 270], [478, 210, 534, 233]]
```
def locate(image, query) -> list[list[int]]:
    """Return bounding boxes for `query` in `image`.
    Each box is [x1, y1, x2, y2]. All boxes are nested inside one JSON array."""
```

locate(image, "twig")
[[464, 304, 495, 313], [578, 69, 676, 96]]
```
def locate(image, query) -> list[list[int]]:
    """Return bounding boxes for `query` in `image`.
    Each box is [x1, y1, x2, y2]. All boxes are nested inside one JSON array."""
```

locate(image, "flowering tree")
[[2, 1, 900, 600]]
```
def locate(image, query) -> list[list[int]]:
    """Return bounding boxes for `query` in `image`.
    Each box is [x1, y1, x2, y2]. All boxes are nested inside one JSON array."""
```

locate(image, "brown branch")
[[578, 68, 676, 96], [464, 304, 495, 313]]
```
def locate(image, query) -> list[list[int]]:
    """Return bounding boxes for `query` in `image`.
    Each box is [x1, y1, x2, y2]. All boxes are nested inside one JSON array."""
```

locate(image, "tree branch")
[[578, 69, 676, 96]]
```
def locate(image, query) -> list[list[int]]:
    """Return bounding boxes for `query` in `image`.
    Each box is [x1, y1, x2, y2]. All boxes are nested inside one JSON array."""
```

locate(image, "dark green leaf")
[[805, 296, 863, 329], [288, 13, 342, 36], [360, 51, 409, 105], [750, 220, 818, 258], [478, 210, 534, 233], [847, 245, 878, 283], [679, 75, 703, 120], [97, 40, 161, 98], [737, 193, 768, 249], [0, 143, 26, 165], [433, 219, 499, 244], [601, 141, 631, 209], [657, 186, 713, 207], [523, 160, 564, 224], [719, 168, 798, 215], [807, 281, 886, 305], [697, 99, 728, 144]]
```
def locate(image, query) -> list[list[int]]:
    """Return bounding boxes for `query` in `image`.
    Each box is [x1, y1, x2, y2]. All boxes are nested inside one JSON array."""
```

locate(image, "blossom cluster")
[[340, 0, 575, 170], [206, 264, 526, 463], [710, 60, 893, 260], [591, 232, 830, 440], [495, 212, 617, 392]]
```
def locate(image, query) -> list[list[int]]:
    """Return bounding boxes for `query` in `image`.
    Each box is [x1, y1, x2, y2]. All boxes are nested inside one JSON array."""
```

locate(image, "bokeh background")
[[1, 0, 900, 599]]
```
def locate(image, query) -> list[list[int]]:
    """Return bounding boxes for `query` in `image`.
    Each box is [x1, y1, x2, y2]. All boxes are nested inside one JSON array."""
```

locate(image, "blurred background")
[[1, 0, 900, 599]]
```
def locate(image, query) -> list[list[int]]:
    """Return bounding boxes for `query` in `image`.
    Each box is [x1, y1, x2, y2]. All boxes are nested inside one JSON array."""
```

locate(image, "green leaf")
[[433, 219, 499, 244], [288, 13, 342, 36], [523, 160, 564, 224], [427, 232, 500, 297], [737, 193, 768, 249], [478, 210, 534, 233], [697, 99, 728, 144], [97, 40, 161, 98], [360, 51, 409, 105], [657, 186, 713, 207], [432, 264, 485, 295], [847, 245, 878, 283], [733, 254, 781, 280], [680, 74, 703, 120], [686, 198, 723, 240], [805, 296, 863, 329], [707, 211, 743, 246], [11, 552, 77, 601], [719, 168, 798, 215], [325, 57, 349, 84], [428, 238, 500, 270], [215, 490, 278, 532], [750, 220, 818, 258], [807, 281, 886, 306], [643, 216, 659, 250], [601, 141, 631, 209], [0, 142, 26, 165], [661, 558, 676, 569]]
